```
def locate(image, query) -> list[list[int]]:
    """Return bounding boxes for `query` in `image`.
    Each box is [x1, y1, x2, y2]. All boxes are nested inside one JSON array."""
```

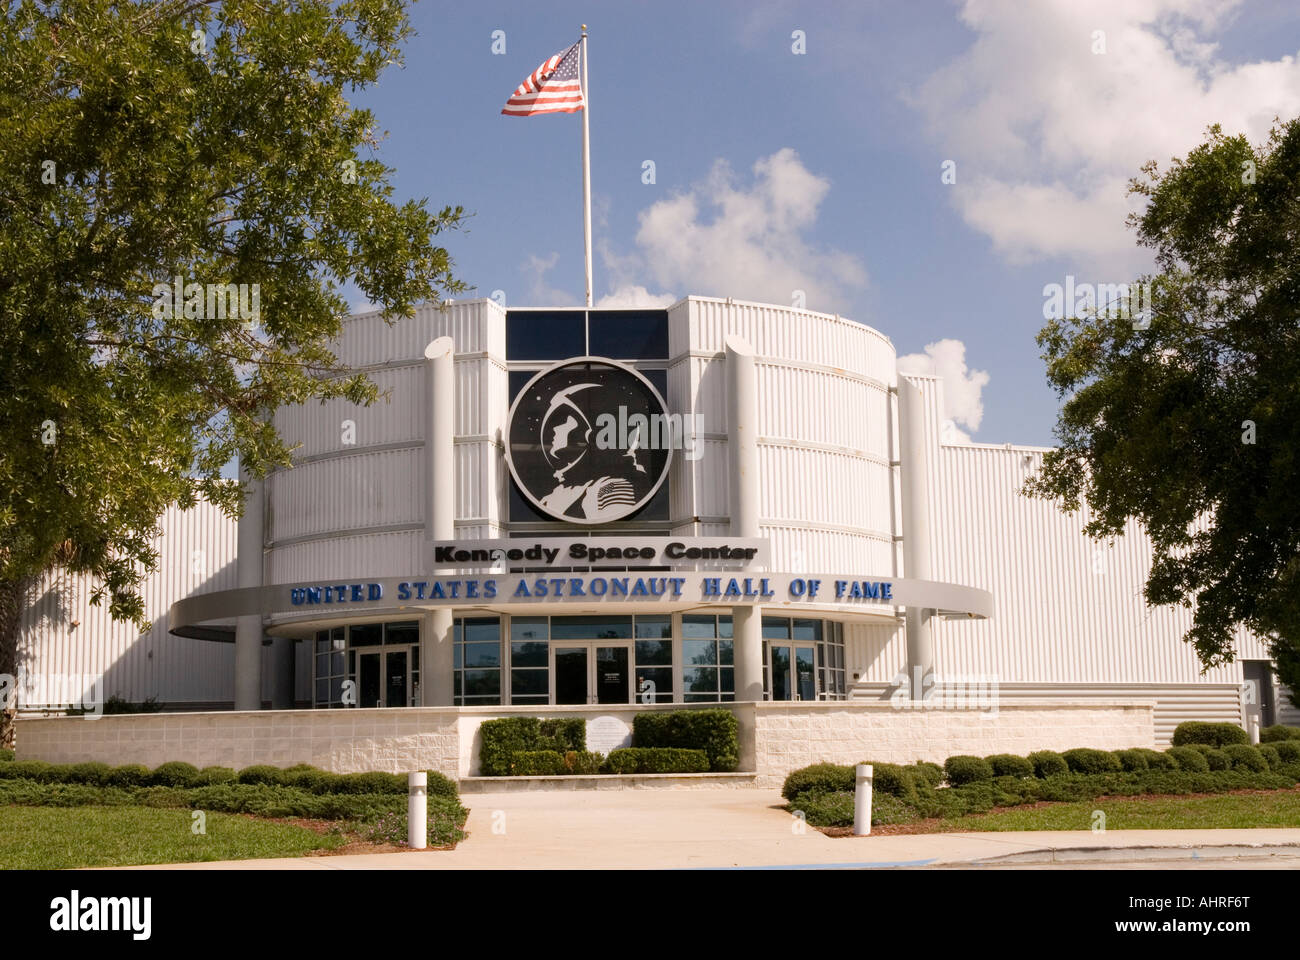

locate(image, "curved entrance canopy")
[[168, 571, 993, 640]]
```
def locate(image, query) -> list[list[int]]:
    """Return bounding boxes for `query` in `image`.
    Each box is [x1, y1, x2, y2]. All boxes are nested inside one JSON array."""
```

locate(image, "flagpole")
[[581, 24, 593, 307]]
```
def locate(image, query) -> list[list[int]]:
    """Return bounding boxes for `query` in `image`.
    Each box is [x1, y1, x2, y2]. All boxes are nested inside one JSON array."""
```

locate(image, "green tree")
[[0, 0, 465, 745], [1031, 118, 1300, 707]]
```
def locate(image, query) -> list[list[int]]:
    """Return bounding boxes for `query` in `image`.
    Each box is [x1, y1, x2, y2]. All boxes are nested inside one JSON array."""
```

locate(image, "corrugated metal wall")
[[848, 680, 1245, 746], [265, 299, 507, 588], [671, 298, 896, 573], [17, 501, 238, 706], [858, 374, 1271, 691]]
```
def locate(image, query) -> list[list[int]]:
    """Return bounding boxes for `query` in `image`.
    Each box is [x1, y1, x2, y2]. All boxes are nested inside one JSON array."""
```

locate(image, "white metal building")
[[15, 297, 1297, 743]]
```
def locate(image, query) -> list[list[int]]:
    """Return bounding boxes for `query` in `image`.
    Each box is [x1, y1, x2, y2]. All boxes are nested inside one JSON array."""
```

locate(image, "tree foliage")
[[1030, 119, 1300, 703], [0, 0, 464, 727]]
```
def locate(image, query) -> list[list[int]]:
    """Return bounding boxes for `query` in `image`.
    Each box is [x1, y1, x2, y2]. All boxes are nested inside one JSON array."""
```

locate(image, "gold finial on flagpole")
[[582, 24, 587, 34]]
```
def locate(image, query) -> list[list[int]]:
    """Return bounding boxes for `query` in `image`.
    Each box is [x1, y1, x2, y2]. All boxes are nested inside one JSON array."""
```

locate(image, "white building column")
[[726, 335, 763, 703], [897, 376, 934, 698], [234, 464, 264, 711], [423, 337, 456, 707]]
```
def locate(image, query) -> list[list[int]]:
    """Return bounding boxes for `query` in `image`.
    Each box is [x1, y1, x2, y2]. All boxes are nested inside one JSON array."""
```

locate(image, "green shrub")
[[60, 762, 113, 785], [605, 747, 710, 774], [538, 718, 586, 753], [782, 763, 855, 801], [789, 789, 856, 827], [105, 763, 151, 787], [340, 771, 407, 795], [1271, 741, 1300, 763], [1222, 744, 1268, 773], [986, 754, 1034, 779], [1260, 725, 1300, 743], [1258, 744, 1282, 770], [1166, 746, 1210, 772], [1113, 749, 1149, 773], [562, 751, 605, 775], [150, 761, 201, 788], [1172, 721, 1248, 748], [0, 749, 13, 761], [236, 764, 288, 786], [479, 717, 543, 777], [0, 759, 52, 781], [1062, 748, 1122, 774], [510, 751, 567, 776], [1029, 750, 1068, 778], [426, 771, 458, 800], [195, 766, 237, 785], [1137, 748, 1177, 770], [632, 709, 739, 772], [284, 768, 337, 793], [944, 755, 994, 786], [1202, 748, 1231, 771], [866, 762, 919, 802], [911, 762, 944, 787]]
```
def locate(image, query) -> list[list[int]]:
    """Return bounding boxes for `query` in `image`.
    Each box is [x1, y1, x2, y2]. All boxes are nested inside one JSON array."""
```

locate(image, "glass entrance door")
[[768, 644, 818, 701], [356, 648, 411, 707], [551, 643, 632, 704]]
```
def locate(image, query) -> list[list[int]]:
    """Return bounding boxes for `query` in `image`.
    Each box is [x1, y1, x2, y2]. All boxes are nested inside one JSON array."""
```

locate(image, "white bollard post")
[[854, 764, 873, 836], [408, 772, 427, 849], [1248, 715, 1260, 745]]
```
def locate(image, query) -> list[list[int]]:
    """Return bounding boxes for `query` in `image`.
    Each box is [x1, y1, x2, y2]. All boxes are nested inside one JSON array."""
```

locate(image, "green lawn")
[[0, 806, 346, 869], [936, 791, 1300, 832]]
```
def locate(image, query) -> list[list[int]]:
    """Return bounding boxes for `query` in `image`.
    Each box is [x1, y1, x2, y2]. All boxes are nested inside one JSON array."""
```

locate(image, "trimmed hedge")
[[1062, 748, 1122, 775], [107, 764, 151, 787], [196, 766, 237, 785], [866, 762, 920, 802], [1136, 748, 1177, 771], [986, 754, 1034, 779], [782, 763, 854, 801], [1172, 721, 1248, 748], [605, 747, 709, 774], [1166, 746, 1210, 772], [944, 755, 994, 786], [0, 749, 14, 762], [511, 751, 567, 776], [912, 762, 945, 788], [1259, 744, 1282, 770], [1272, 741, 1300, 763], [1113, 749, 1149, 773], [1261, 725, 1300, 743], [632, 709, 739, 772], [150, 761, 201, 788], [562, 751, 605, 775], [1202, 748, 1231, 771], [1028, 750, 1068, 778], [479, 717, 587, 776], [1222, 744, 1268, 773]]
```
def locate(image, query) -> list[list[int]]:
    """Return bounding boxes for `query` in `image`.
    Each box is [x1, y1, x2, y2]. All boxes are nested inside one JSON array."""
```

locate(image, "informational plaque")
[[586, 715, 632, 755]]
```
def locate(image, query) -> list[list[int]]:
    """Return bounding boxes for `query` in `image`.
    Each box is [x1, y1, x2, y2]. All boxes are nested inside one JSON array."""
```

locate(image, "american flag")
[[502, 41, 584, 117]]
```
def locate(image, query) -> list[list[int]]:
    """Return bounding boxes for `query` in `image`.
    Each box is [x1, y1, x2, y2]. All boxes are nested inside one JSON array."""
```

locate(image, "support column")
[[269, 636, 294, 710], [234, 464, 264, 711], [897, 377, 934, 699], [423, 337, 456, 707], [726, 335, 763, 704]]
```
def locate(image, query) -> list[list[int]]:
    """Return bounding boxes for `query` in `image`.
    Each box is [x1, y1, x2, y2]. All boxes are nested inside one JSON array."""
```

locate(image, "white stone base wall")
[[16, 708, 462, 776], [17, 699, 1155, 787], [752, 700, 1155, 788]]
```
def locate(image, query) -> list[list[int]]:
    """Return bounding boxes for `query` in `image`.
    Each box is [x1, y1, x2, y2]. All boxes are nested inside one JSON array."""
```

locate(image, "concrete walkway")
[[119, 788, 1300, 870]]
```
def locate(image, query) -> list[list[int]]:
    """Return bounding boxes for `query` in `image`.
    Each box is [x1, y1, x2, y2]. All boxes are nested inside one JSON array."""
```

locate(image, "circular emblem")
[[505, 357, 672, 524]]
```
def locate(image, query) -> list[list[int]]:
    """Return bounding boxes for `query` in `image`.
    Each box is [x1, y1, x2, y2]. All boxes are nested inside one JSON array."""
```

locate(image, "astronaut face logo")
[[506, 358, 672, 524]]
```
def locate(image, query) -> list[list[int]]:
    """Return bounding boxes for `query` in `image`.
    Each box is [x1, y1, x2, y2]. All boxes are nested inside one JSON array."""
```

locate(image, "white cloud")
[[596, 285, 678, 309], [522, 252, 579, 307], [897, 339, 990, 444], [601, 148, 868, 313], [913, 0, 1300, 269]]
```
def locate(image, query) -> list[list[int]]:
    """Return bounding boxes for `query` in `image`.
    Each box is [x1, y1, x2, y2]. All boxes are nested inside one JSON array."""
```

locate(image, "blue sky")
[[345, 0, 1300, 447]]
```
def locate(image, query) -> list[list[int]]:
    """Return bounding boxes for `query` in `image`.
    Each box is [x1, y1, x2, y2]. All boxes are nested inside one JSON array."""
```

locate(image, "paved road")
[[116, 788, 1300, 870]]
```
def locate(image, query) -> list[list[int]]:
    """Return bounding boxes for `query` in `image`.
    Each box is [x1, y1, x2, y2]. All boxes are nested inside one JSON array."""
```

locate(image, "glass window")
[[634, 639, 672, 666], [454, 617, 502, 706], [587, 310, 669, 360], [682, 614, 717, 639], [683, 638, 717, 665], [634, 615, 671, 639], [761, 617, 790, 640], [313, 629, 352, 709], [385, 621, 419, 646], [507, 310, 586, 360], [350, 624, 382, 647]]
